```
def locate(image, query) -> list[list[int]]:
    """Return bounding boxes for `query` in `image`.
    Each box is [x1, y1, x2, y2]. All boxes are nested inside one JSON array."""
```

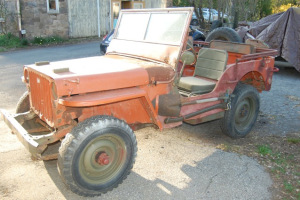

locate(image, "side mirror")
[[180, 50, 196, 65]]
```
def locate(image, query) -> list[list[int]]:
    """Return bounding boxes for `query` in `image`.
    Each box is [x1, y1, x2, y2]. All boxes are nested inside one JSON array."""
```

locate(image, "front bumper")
[[0, 109, 47, 158]]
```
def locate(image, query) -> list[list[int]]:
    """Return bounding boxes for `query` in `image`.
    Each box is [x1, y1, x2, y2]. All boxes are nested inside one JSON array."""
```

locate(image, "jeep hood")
[[25, 55, 173, 97]]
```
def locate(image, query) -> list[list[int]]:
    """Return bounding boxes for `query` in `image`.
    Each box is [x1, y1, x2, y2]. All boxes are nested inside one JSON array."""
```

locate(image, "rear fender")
[[214, 56, 275, 93], [240, 71, 266, 92]]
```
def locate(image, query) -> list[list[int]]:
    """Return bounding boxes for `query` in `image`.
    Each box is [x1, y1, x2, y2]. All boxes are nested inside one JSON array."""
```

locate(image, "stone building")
[[3, 0, 172, 39]]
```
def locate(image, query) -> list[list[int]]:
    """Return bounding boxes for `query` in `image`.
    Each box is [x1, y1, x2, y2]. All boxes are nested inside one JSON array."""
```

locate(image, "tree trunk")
[[190, 0, 205, 28], [232, 0, 239, 29]]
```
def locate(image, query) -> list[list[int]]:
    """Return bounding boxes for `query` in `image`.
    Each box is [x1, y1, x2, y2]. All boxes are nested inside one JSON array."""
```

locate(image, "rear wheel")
[[220, 83, 259, 138], [58, 115, 137, 197]]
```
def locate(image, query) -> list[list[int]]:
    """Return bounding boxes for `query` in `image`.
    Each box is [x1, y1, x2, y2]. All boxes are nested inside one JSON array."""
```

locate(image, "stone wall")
[[20, 0, 69, 38], [2, 0, 172, 39], [0, 0, 19, 35]]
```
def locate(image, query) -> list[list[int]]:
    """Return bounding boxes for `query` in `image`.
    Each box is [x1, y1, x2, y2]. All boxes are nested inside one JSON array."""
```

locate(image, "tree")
[[173, 0, 299, 29], [257, 0, 273, 18], [190, 0, 206, 28], [173, 0, 191, 7]]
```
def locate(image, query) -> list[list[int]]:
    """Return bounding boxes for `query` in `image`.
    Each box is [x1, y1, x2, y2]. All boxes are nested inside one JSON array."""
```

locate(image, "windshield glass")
[[116, 12, 188, 45], [117, 13, 149, 41]]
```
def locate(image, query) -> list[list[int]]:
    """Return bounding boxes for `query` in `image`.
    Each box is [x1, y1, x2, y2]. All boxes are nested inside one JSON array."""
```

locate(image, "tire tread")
[[58, 115, 137, 197], [206, 27, 242, 43], [220, 83, 260, 139]]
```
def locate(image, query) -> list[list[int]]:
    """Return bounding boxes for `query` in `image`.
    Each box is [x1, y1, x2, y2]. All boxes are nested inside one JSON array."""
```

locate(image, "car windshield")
[[116, 12, 188, 45]]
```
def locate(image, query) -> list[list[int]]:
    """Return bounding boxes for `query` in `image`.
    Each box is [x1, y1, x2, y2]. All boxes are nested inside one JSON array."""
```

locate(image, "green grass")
[[284, 181, 294, 192], [0, 33, 28, 50], [0, 33, 68, 51], [287, 138, 300, 144], [257, 145, 272, 156], [260, 147, 299, 197]]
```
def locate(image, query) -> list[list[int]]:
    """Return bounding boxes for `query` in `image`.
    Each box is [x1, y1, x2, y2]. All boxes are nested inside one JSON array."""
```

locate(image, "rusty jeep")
[[0, 7, 278, 196]]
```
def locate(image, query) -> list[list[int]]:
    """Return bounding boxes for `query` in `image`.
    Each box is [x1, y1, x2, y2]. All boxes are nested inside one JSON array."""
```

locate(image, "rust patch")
[[145, 67, 175, 82], [240, 71, 266, 92]]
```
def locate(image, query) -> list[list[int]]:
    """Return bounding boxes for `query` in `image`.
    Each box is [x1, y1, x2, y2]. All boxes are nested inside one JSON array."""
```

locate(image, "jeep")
[[1, 7, 277, 196]]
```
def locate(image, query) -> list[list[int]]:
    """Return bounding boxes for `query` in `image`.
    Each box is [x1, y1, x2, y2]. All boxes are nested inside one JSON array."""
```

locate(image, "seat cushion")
[[178, 76, 216, 94], [194, 48, 228, 80]]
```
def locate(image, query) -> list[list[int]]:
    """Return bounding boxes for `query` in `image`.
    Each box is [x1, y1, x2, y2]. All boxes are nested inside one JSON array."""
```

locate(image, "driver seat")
[[178, 48, 228, 95]]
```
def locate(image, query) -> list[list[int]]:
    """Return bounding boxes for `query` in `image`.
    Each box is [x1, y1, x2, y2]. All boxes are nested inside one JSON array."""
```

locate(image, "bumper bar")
[[0, 109, 47, 157]]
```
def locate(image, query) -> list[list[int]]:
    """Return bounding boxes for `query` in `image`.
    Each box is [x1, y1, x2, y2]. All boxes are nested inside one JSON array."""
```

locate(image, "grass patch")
[[287, 138, 300, 144], [257, 145, 272, 156], [0, 33, 68, 51], [0, 33, 28, 50], [31, 36, 67, 45], [257, 143, 300, 198], [283, 181, 294, 193]]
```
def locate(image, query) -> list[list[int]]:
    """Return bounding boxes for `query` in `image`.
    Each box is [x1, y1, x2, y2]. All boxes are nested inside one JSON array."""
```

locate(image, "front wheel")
[[220, 83, 260, 139], [58, 115, 137, 197]]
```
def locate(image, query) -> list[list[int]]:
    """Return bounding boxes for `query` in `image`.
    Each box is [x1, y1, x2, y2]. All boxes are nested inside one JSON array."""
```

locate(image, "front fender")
[[58, 87, 163, 130], [58, 87, 146, 107]]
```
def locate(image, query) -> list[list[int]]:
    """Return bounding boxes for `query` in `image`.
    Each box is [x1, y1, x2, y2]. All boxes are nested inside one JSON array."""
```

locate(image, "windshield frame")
[[114, 8, 193, 47]]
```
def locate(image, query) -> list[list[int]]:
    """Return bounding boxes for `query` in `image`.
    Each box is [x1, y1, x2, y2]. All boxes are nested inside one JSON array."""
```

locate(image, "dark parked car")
[[189, 26, 206, 41], [100, 29, 114, 54]]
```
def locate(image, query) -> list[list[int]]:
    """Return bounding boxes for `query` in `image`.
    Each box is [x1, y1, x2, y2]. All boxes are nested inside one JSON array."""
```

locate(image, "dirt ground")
[[215, 131, 300, 200]]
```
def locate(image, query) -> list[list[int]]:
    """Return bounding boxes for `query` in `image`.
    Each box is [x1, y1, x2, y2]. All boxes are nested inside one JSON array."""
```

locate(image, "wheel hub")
[[240, 105, 249, 118], [96, 152, 110, 165]]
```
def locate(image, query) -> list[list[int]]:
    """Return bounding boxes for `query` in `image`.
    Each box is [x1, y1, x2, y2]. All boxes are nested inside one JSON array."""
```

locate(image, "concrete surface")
[[0, 41, 101, 111], [1, 41, 299, 199], [259, 67, 300, 135]]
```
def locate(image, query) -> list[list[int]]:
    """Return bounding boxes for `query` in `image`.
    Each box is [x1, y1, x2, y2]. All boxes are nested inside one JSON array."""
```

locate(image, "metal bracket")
[[225, 101, 231, 110]]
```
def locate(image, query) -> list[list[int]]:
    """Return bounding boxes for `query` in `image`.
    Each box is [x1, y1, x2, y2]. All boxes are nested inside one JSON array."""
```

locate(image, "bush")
[[32, 36, 44, 45], [21, 38, 29, 46]]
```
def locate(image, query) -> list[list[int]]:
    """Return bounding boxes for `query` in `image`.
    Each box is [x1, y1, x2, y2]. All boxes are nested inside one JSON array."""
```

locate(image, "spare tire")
[[210, 20, 223, 31], [206, 27, 242, 43]]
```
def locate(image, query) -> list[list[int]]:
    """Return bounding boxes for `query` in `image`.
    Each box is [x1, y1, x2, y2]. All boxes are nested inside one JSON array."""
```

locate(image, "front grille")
[[28, 70, 54, 126]]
